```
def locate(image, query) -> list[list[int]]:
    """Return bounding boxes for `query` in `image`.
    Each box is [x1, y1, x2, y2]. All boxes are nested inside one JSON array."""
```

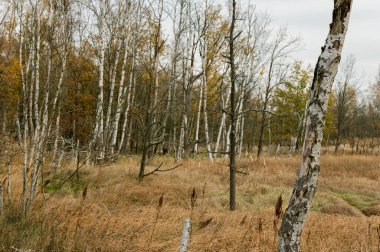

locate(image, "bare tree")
[[257, 29, 298, 158], [333, 55, 357, 153], [87, 0, 108, 163], [228, 0, 238, 211], [138, 0, 165, 180], [199, 0, 213, 162]]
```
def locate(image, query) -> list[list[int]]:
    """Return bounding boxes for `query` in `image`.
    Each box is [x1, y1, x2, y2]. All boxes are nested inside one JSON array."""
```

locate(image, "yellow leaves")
[[0, 56, 21, 103], [324, 94, 336, 136]]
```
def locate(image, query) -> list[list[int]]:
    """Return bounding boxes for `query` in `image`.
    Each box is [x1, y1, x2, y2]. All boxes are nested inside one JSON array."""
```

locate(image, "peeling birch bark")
[[111, 44, 129, 155], [278, 1, 353, 251], [214, 91, 230, 158], [28, 0, 44, 209], [118, 62, 136, 154], [89, 0, 107, 162], [16, 0, 29, 216], [105, 39, 122, 154], [111, 7, 133, 156]]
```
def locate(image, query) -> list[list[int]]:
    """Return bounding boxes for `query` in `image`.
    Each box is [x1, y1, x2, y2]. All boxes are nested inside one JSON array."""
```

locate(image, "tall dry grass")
[[1, 154, 380, 251]]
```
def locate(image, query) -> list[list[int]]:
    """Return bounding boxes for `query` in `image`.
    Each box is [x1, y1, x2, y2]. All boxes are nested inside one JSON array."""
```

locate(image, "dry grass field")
[[1, 154, 380, 251]]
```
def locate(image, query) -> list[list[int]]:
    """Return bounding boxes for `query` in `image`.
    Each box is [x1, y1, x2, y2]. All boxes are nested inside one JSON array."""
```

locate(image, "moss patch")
[[334, 191, 379, 210]]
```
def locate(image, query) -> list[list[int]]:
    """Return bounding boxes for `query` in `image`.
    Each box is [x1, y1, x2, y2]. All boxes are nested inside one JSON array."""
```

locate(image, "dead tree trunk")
[[228, 0, 237, 211], [278, 1, 352, 251]]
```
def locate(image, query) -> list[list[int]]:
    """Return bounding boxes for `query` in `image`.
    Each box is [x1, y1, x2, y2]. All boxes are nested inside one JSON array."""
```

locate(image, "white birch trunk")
[[29, 0, 43, 207], [289, 136, 297, 157], [201, 43, 213, 162], [118, 60, 136, 154], [28, 18, 36, 168], [110, 42, 129, 156], [236, 88, 245, 158], [238, 116, 245, 159], [17, 0, 28, 216], [179, 218, 191, 252], [22, 115, 28, 215], [110, 6, 133, 156], [104, 39, 122, 155], [53, 105, 61, 165], [89, 0, 107, 163], [214, 91, 230, 158], [117, 2, 140, 155], [162, 1, 185, 152], [193, 83, 203, 157], [152, 0, 164, 123], [225, 124, 231, 159], [51, 5, 69, 161], [33, 0, 41, 135], [278, 1, 353, 250], [177, 118, 185, 160]]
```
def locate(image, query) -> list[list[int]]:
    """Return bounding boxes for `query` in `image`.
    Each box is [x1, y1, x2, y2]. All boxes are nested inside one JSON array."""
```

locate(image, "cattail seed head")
[[275, 194, 283, 219], [258, 218, 263, 233], [158, 193, 164, 209], [191, 187, 197, 208], [82, 187, 88, 200]]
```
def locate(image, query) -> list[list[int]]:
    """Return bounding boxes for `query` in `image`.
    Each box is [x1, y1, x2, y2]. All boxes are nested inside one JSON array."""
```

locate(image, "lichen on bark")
[[277, 1, 353, 251]]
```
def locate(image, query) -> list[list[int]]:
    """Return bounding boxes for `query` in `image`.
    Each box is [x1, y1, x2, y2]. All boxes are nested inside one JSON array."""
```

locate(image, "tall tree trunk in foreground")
[[228, 0, 237, 211], [278, 1, 353, 251]]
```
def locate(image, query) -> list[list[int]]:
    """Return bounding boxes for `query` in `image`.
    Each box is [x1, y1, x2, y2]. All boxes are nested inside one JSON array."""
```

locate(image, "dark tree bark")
[[278, 0, 353, 251], [228, 0, 237, 211]]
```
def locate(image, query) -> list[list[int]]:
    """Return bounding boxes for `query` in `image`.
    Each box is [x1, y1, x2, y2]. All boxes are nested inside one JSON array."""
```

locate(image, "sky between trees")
[[247, 0, 380, 91]]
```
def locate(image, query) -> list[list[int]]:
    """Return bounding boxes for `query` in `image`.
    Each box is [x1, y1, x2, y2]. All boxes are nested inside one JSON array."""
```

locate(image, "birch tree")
[[88, 0, 108, 163], [138, 0, 166, 180], [278, 1, 353, 250], [200, 1, 213, 162], [177, 0, 202, 160], [117, 0, 142, 155]]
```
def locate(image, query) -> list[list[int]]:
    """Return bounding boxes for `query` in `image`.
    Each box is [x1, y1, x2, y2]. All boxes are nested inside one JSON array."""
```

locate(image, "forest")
[[0, 0, 379, 251]]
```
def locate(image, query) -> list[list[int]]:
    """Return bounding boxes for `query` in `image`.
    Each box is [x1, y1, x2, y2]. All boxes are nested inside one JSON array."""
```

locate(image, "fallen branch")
[[143, 163, 183, 177], [236, 170, 248, 176]]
